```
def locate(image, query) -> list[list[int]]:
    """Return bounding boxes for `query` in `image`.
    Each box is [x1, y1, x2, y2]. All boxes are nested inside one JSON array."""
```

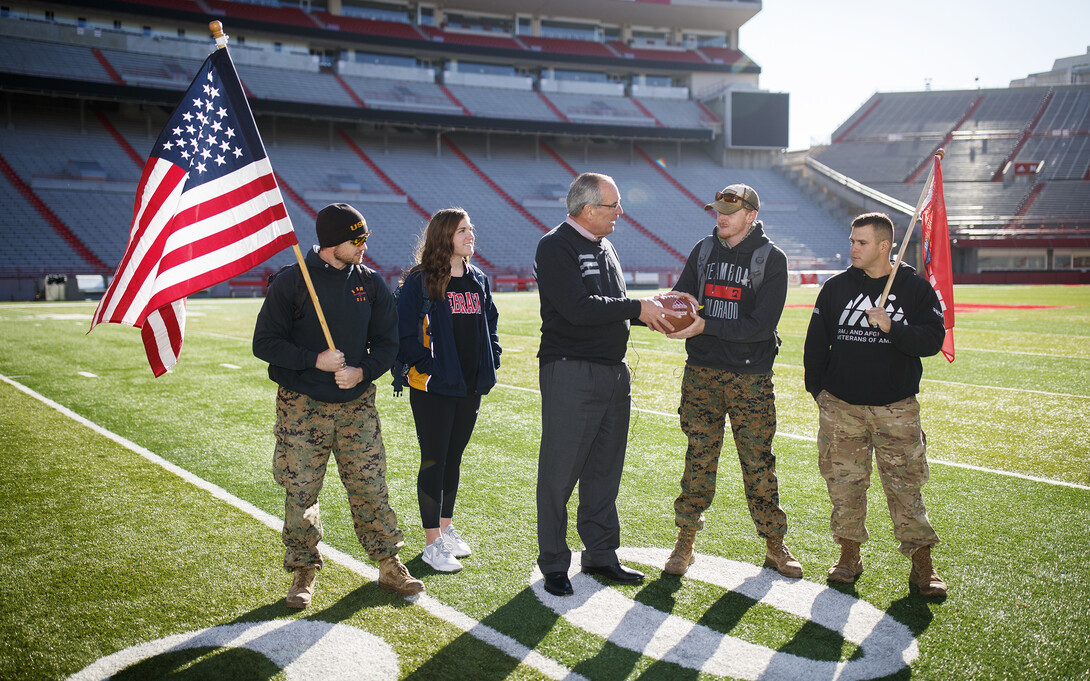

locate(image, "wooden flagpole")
[[209, 21, 336, 352], [877, 148, 945, 309]]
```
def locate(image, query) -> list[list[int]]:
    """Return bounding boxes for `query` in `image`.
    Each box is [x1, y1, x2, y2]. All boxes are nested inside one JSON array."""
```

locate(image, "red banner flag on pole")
[[920, 155, 955, 362], [90, 45, 297, 376]]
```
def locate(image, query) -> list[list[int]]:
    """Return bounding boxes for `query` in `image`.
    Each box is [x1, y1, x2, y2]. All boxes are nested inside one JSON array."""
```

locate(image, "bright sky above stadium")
[[740, 0, 1090, 150]]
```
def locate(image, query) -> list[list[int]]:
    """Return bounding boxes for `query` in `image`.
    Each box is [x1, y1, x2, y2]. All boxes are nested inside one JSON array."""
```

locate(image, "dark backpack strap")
[[267, 263, 309, 320], [355, 264, 377, 304], [749, 242, 774, 293], [694, 236, 716, 306]]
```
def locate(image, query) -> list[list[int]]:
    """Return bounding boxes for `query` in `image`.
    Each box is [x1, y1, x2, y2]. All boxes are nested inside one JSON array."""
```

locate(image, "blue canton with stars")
[[151, 48, 267, 189]]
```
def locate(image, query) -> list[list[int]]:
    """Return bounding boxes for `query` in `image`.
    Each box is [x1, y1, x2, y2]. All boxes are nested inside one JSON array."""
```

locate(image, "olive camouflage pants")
[[675, 365, 788, 539], [817, 390, 939, 557], [273, 384, 404, 570]]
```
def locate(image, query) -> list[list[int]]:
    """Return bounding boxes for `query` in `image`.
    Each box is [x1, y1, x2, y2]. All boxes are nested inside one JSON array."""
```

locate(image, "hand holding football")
[[653, 292, 699, 333]]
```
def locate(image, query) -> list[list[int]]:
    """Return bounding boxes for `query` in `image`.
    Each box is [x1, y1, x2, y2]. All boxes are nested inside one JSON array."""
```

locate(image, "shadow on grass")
[[886, 592, 938, 638], [108, 586, 401, 681], [573, 570, 774, 681], [110, 647, 281, 680], [129, 566, 941, 681], [402, 587, 563, 681]]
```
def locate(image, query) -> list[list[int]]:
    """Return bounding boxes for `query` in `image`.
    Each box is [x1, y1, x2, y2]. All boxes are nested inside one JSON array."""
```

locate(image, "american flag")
[[90, 46, 297, 376]]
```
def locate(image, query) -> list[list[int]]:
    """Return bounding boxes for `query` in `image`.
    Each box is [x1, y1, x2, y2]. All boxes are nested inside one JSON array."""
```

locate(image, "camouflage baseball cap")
[[705, 184, 760, 214]]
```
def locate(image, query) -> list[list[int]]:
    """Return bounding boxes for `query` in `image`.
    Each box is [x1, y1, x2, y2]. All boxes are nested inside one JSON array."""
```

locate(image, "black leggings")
[[409, 388, 481, 529]]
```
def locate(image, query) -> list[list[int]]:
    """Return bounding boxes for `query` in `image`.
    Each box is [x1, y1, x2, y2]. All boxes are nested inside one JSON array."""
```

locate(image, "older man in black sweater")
[[533, 172, 683, 597]]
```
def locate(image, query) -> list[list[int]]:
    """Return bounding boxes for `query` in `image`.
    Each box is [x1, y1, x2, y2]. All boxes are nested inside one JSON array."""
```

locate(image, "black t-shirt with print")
[[447, 273, 481, 394]]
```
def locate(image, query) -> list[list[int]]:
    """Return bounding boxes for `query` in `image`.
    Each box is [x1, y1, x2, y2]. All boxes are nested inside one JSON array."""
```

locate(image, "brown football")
[[654, 292, 699, 332]]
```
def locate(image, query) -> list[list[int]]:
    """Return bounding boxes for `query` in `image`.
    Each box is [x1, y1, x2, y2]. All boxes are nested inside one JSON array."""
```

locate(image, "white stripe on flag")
[[144, 301, 185, 373]]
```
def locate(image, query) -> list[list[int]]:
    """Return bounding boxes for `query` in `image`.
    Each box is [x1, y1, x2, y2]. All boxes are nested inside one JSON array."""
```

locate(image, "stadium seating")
[[443, 84, 560, 121], [813, 84, 1090, 242], [0, 35, 115, 82], [418, 25, 524, 50], [518, 36, 617, 59], [205, 0, 318, 30], [0, 93, 852, 281], [1, 1, 1085, 295], [697, 47, 756, 71], [311, 11, 424, 40], [606, 41, 707, 65]]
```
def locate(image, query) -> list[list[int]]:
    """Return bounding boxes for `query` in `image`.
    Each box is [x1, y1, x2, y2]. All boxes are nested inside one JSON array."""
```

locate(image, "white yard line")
[[1, 374, 585, 681], [496, 383, 1090, 491]]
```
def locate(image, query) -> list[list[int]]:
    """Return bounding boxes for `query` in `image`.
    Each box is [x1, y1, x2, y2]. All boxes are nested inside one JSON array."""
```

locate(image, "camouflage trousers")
[[273, 384, 404, 571], [675, 365, 788, 539], [816, 390, 939, 557]]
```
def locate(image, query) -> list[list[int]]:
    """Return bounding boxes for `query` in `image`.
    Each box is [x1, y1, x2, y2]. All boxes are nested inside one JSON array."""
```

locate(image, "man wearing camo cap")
[[662, 183, 802, 580]]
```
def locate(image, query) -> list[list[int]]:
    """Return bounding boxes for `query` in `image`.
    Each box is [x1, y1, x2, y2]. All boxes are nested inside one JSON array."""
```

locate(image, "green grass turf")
[[0, 284, 1088, 680]]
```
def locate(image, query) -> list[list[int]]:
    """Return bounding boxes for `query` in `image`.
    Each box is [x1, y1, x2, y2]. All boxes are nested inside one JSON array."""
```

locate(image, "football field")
[[1, 284, 1088, 681]]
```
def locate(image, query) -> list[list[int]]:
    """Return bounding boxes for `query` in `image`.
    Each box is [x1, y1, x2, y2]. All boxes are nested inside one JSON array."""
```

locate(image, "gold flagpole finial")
[[209, 21, 228, 50]]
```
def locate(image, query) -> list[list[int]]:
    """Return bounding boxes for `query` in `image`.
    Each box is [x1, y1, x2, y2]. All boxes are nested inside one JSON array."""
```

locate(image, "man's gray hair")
[[567, 172, 614, 217]]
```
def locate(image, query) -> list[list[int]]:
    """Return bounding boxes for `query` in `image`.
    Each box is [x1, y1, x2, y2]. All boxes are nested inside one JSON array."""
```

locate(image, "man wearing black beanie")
[[254, 203, 424, 607]]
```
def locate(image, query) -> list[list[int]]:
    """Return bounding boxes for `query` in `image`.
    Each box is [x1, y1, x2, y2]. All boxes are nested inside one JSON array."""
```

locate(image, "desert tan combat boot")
[[286, 566, 316, 609], [827, 538, 864, 583], [909, 545, 948, 597], [378, 555, 425, 596], [664, 528, 697, 575], [764, 537, 803, 578]]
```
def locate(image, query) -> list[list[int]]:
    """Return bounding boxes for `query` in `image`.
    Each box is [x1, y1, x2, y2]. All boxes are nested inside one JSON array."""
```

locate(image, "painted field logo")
[[532, 548, 918, 681], [68, 620, 398, 681]]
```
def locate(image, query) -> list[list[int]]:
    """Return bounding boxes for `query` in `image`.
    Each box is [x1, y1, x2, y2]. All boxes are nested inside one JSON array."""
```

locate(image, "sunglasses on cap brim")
[[715, 191, 757, 212]]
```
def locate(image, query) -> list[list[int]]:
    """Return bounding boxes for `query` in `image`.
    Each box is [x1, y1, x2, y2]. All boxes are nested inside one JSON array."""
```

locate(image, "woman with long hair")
[[397, 208, 501, 572]]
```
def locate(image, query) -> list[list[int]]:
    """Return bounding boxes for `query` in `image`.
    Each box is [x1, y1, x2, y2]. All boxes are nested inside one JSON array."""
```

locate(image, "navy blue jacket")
[[397, 264, 501, 396]]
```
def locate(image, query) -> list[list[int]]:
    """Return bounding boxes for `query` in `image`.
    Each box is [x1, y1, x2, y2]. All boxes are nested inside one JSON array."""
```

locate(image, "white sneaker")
[[422, 540, 463, 572], [441, 524, 472, 558]]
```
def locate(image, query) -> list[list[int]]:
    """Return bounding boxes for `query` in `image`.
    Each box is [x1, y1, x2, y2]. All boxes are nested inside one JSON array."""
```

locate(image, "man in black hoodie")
[[253, 203, 424, 608], [803, 212, 947, 598], [662, 184, 803, 580]]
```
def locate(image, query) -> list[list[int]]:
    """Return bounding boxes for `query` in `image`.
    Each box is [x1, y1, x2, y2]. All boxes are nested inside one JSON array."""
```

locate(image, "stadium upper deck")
[[0, 0, 769, 143]]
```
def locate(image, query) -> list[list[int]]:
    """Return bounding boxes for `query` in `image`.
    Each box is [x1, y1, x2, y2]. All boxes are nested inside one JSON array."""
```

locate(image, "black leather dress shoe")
[[543, 571, 574, 596], [582, 562, 644, 583]]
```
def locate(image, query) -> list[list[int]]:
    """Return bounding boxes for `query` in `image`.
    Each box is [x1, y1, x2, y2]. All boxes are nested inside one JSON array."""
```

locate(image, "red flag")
[[920, 155, 955, 362], [90, 47, 296, 376]]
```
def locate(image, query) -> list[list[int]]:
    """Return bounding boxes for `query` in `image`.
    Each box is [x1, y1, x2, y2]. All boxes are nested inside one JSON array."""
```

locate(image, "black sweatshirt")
[[803, 262, 945, 406], [533, 222, 642, 366], [672, 221, 788, 374], [252, 246, 398, 403]]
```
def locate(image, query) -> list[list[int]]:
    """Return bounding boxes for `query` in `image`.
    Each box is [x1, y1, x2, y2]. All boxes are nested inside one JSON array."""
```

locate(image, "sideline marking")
[[0, 374, 584, 681], [496, 383, 1090, 491], [69, 620, 398, 681], [533, 549, 917, 681]]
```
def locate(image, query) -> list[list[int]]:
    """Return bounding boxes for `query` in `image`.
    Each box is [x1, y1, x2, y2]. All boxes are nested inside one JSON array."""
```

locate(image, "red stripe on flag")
[[149, 226, 295, 311], [95, 160, 186, 325], [169, 172, 281, 234], [141, 302, 184, 378]]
